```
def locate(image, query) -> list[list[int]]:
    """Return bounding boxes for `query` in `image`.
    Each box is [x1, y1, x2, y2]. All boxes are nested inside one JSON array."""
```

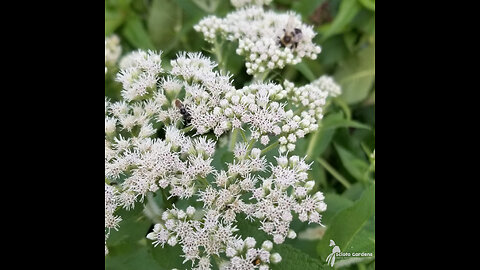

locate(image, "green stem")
[[213, 39, 225, 72], [292, 106, 306, 116], [253, 71, 271, 82], [316, 157, 352, 189], [261, 71, 270, 82], [240, 129, 248, 143], [333, 97, 352, 120], [212, 255, 223, 268], [181, 125, 193, 133], [323, 99, 333, 113], [161, 189, 173, 209], [196, 177, 210, 188], [261, 141, 280, 155], [191, 0, 219, 13], [306, 128, 321, 159], [229, 128, 239, 151], [247, 139, 256, 151], [266, 71, 280, 81]]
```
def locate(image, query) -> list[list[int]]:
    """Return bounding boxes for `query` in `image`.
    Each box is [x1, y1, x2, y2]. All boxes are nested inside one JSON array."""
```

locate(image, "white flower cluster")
[[116, 50, 164, 102], [170, 52, 237, 131], [194, 6, 321, 75], [105, 99, 161, 138], [147, 207, 282, 270], [230, 0, 272, 8], [201, 147, 327, 242], [275, 78, 342, 152], [105, 51, 230, 258], [169, 53, 330, 152], [105, 124, 217, 205], [143, 140, 327, 268], [105, 42, 337, 268], [105, 183, 121, 256], [105, 35, 121, 74], [185, 79, 289, 140]]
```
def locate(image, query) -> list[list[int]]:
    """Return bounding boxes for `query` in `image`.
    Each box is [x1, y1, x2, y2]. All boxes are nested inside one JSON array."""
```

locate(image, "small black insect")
[[175, 99, 192, 123]]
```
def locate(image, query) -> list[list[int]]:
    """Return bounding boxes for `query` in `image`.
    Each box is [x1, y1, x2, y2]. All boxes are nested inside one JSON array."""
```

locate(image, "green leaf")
[[111, 0, 133, 9], [272, 244, 327, 270], [343, 215, 375, 253], [236, 217, 269, 243], [292, 0, 324, 18], [306, 112, 341, 160], [306, 111, 370, 161], [325, 119, 371, 130], [352, 9, 375, 35], [235, 217, 326, 270], [343, 31, 360, 53], [332, 97, 352, 120], [342, 182, 366, 201], [335, 42, 375, 104], [176, 0, 206, 17], [322, 116, 371, 131], [106, 201, 185, 270], [106, 244, 163, 270], [106, 206, 161, 270], [358, 0, 375, 11], [318, 35, 350, 66], [332, 127, 371, 160], [334, 143, 370, 182], [317, 184, 375, 261], [309, 161, 327, 189], [306, 125, 335, 160], [322, 193, 354, 225], [224, 42, 245, 75], [105, 71, 123, 100], [149, 244, 185, 269], [105, 8, 125, 36], [147, 0, 182, 51], [321, 0, 362, 41], [211, 142, 231, 171], [122, 15, 155, 50], [295, 62, 317, 82]]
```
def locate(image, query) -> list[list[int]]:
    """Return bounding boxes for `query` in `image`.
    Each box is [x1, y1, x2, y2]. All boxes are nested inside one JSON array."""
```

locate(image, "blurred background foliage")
[[105, 0, 375, 269]]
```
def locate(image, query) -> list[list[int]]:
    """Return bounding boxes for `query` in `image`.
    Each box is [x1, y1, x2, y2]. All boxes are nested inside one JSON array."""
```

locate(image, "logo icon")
[[326, 240, 341, 267], [325, 239, 374, 267]]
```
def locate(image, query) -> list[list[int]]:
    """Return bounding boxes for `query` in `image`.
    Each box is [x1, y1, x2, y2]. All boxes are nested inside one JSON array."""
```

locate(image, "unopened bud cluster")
[[105, 35, 121, 74], [230, 0, 272, 8], [312, 75, 342, 98]]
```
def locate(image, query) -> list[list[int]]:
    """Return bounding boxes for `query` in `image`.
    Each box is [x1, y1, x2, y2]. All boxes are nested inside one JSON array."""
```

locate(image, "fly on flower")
[[175, 99, 192, 123], [278, 16, 303, 50]]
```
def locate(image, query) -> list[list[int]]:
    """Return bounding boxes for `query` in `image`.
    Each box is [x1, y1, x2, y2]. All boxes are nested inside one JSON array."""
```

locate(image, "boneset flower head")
[[106, 5, 343, 269], [194, 6, 321, 76]]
